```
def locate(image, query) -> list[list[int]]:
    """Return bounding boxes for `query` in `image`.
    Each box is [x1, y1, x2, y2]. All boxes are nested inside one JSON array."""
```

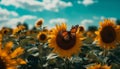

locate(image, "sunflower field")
[[0, 19, 120, 69]]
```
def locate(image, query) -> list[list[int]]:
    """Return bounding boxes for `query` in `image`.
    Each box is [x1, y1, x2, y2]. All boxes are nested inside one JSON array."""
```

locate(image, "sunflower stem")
[[64, 58, 70, 69], [103, 49, 109, 57], [38, 43, 44, 69], [102, 49, 109, 64]]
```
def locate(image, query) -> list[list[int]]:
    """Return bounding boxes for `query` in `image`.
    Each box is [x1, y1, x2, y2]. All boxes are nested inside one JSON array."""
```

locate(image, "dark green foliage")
[[88, 26, 98, 32]]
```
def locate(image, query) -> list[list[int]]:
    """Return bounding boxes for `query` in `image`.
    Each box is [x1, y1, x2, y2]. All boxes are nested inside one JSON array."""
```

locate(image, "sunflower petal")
[[17, 58, 26, 64], [4, 41, 13, 52], [10, 47, 24, 58]]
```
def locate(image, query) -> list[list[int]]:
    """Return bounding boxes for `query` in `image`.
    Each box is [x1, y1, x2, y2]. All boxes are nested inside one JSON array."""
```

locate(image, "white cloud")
[[29, 24, 34, 29], [77, 1, 81, 4], [48, 18, 67, 30], [0, 15, 37, 28], [78, 0, 97, 6], [0, 7, 37, 29], [19, 15, 37, 23], [100, 16, 117, 21], [10, 15, 36, 28], [80, 19, 94, 29], [80, 19, 93, 25], [92, 16, 117, 21], [0, 7, 19, 28], [0, 7, 18, 18], [109, 17, 117, 21], [49, 18, 67, 24], [0, 0, 72, 12], [100, 16, 105, 20]]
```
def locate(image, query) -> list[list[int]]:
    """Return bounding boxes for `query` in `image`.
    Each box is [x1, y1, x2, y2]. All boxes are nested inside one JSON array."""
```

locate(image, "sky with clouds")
[[0, 0, 120, 30]]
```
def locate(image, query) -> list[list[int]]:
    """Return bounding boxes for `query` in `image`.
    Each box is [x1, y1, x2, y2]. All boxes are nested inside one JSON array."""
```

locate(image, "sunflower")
[[95, 19, 120, 50], [0, 41, 26, 69], [17, 25, 26, 31], [26, 30, 34, 36], [48, 23, 82, 58], [48, 29, 53, 35], [87, 64, 111, 69], [12, 27, 20, 35], [0, 34, 2, 42], [1, 27, 11, 35], [79, 26, 85, 33], [43, 27, 48, 32], [35, 19, 44, 28], [71, 25, 85, 33], [37, 32, 48, 43], [86, 31, 96, 38]]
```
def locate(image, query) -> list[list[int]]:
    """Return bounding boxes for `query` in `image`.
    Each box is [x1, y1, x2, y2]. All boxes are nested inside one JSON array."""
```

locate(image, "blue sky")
[[0, 0, 120, 30]]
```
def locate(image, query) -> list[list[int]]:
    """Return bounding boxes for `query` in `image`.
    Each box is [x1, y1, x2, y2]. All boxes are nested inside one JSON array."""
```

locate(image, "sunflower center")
[[0, 58, 6, 69], [37, 21, 42, 25], [79, 26, 84, 32], [99, 66, 105, 69], [4, 30, 7, 34], [56, 31, 76, 50], [40, 34, 46, 40], [100, 26, 116, 43]]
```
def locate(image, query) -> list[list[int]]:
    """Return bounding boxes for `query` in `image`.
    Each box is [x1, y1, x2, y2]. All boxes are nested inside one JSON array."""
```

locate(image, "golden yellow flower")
[[0, 33, 2, 42], [70, 25, 85, 33], [43, 28, 48, 32], [12, 27, 20, 35], [26, 30, 34, 36], [12, 25, 26, 35], [87, 64, 111, 69], [37, 32, 48, 43], [79, 26, 85, 33], [48, 23, 82, 58], [82, 31, 96, 44], [18, 25, 26, 31], [35, 19, 44, 28], [87, 31, 96, 38], [0, 41, 26, 69], [95, 19, 120, 50], [48, 29, 53, 35], [1, 27, 11, 35]]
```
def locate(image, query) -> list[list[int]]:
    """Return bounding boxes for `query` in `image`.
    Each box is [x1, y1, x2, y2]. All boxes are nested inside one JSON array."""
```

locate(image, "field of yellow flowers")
[[0, 19, 120, 69]]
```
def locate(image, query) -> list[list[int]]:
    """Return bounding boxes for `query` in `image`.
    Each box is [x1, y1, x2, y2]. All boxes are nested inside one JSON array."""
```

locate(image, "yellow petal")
[[7, 66, 17, 69], [10, 47, 24, 58], [4, 41, 13, 52], [6, 60, 17, 66], [80, 37, 87, 41], [17, 58, 26, 64], [1, 50, 8, 57]]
